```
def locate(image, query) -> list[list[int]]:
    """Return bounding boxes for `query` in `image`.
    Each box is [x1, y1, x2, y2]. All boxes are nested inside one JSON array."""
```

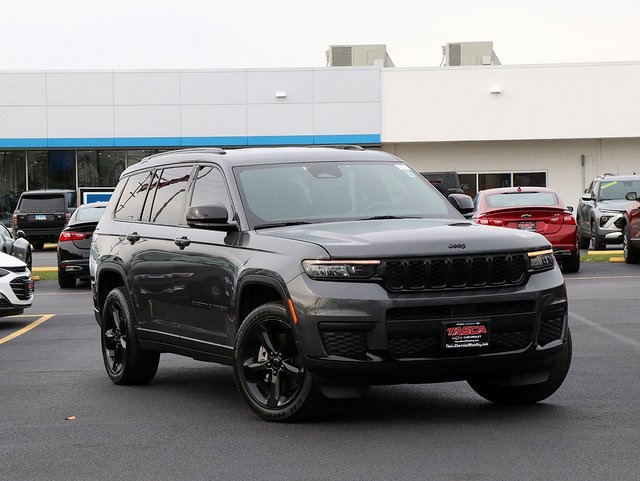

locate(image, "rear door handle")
[[126, 232, 140, 244], [174, 236, 191, 249]]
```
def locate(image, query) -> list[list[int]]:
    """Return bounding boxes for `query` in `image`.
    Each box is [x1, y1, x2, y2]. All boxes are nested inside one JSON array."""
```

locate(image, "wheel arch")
[[236, 274, 290, 332], [95, 264, 128, 315]]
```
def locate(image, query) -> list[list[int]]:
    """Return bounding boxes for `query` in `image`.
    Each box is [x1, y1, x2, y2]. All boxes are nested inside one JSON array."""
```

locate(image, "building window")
[[460, 171, 547, 198], [0, 150, 26, 225], [126, 149, 168, 167], [77, 150, 126, 187], [27, 150, 76, 190]]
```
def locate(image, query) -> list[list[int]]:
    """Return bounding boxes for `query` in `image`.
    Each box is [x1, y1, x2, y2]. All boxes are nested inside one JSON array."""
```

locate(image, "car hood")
[[0, 251, 27, 269], [259, 218, 549, 258], [597, 199, 632, 211]]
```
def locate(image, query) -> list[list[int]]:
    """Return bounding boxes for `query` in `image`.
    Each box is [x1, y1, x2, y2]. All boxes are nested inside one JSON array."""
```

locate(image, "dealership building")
[[2, 43, 640, 219]]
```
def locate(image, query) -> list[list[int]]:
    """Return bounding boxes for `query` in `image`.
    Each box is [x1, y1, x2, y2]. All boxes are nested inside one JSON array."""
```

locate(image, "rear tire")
[[623, 225, 640, 264], [58, 268, 76, 288], [233, 302, 326, 422], [563, 250, 580, 273], [101, 287, 159, 385], [468, 330, 572, 405]]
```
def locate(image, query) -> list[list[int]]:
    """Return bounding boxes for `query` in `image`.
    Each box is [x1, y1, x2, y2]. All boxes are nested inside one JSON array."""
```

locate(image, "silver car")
[[577, 174, 640, 249]]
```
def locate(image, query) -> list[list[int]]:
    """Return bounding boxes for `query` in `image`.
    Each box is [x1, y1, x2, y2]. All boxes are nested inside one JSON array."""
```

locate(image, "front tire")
[[623, 225, 640, 264], [233, 302, 326, 422], [591, 222, 605, 250], [468, 330, 572, 405], [578, 230, 590, 249], [101, 287, 159, 385]]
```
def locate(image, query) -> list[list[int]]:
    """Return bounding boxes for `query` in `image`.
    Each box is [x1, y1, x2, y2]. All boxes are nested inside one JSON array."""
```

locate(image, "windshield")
[[235, 161, 461, 229], [598, 180, 640, 200]]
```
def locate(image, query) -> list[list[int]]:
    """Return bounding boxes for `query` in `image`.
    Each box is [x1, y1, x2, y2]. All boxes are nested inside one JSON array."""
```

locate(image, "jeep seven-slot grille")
[[384, 254, 527, 291]]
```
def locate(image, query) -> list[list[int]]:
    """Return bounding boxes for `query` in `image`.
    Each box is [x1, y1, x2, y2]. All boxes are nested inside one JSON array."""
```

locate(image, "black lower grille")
[[538, 316, 564, 346], [384, 254, 528, 291], [389, 337, 439, 358], [320, 331, 367, 358], [10, 277, 32, 300]]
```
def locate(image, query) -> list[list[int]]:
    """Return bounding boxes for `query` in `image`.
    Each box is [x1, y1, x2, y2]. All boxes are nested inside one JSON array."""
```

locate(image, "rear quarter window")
[[18, 195, 66, 211]]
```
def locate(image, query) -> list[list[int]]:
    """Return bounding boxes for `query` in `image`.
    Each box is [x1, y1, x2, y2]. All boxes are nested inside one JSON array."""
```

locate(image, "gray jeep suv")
[[90, 146, 571, 421]]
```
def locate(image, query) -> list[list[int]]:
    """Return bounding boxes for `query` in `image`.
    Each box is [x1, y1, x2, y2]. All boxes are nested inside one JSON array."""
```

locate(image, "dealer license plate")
[[517, 221, 536, 232], [35, 214, 47, 221], [444, 320, 490, 349]]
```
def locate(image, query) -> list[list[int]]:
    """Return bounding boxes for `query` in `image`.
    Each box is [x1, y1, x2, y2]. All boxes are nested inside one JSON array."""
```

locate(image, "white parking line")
[[0, 314, 55, 345], [569, 311, 640, 350]]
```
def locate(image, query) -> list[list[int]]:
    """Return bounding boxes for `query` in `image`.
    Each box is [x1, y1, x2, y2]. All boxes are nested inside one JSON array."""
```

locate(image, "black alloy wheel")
[[233, 302, 325, 422], [101, 287, 159, 385]]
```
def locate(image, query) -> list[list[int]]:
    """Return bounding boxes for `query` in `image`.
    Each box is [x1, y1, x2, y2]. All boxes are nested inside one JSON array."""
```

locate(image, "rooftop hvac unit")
[[442, 42, 501, 66], [327, 44, 395, 67]]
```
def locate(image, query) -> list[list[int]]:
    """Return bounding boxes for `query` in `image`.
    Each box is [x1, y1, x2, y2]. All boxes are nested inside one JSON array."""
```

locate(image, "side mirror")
[[186, 203, 238, 232], [566, 206, 574, 213], [581, 193, 594, 201], [15, 230, 26, 239], [448, 194, 475, 219], [625, 192, 638, 201]]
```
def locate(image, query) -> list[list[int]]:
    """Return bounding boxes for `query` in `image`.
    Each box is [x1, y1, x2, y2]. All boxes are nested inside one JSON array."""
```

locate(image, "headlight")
[[302, 260, 380, 280], [527, 249, 555, 272]]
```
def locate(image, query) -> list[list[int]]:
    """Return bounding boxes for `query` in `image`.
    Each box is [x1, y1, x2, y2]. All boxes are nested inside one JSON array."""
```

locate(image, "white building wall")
[[384, 138, 640, 209], [0, 67, 381, 148], [382, 62, 640, 142]]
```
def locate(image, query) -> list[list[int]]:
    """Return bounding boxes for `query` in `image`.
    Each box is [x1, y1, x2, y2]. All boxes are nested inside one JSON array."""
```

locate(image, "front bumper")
[[596, 213, 623, 243], [288, 267, 567, 387], [0, 274, 34, 314]]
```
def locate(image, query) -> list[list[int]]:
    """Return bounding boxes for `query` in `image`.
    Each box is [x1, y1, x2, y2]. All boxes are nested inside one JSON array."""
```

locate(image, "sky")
[[2, 0, 640, 70]]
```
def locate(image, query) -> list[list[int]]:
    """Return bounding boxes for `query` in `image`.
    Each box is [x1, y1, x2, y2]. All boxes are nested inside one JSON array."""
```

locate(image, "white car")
[[0, 251, 33, 317]]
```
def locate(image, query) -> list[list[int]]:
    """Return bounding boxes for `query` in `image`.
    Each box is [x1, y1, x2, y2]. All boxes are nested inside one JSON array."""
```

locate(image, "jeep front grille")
[[383, 254, 527, 291]]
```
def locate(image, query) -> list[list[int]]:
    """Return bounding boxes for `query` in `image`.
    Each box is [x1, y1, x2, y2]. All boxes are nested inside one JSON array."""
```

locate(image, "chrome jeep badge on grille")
[[448, 243, 466, 249]]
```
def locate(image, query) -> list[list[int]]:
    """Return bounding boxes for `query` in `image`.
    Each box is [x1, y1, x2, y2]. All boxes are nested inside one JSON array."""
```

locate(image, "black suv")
[[12, 189, 77, 249], [90, 147, 571, 421]]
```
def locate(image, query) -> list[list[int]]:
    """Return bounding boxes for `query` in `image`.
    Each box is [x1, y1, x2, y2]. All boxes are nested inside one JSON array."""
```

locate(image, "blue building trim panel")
[[0, 134, 381, 149]]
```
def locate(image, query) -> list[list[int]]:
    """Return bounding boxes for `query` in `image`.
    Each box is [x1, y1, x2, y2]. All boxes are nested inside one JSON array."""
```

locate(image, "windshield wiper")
[[253, 221, 312, 230], [357, 215, 422, 221]]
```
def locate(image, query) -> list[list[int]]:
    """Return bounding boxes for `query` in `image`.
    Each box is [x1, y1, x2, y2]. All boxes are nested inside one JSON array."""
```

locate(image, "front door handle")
[[174, 236, 191, 250], [126, 232, 140, 244]]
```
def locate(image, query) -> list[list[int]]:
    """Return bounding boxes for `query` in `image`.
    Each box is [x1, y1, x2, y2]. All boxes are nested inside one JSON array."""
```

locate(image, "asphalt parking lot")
[[1, 250, 639, 481]]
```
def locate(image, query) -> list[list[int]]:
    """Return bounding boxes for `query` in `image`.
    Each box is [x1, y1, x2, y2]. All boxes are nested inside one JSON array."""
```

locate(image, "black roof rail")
[[306, 145, 364, 151]]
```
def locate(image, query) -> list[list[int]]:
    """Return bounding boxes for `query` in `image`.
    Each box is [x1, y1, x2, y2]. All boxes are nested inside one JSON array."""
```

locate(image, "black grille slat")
[[383, 254, 528, 291], [538, 317, 564, 346], [320, 331, 367, 358], [10, 277, 32, 300]]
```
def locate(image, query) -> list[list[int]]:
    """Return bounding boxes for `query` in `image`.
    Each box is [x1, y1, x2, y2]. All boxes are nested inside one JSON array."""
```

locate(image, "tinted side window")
[[148, 166, 193, 225], [189, 165, 231, 216], [114, 171, 154, 221]]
